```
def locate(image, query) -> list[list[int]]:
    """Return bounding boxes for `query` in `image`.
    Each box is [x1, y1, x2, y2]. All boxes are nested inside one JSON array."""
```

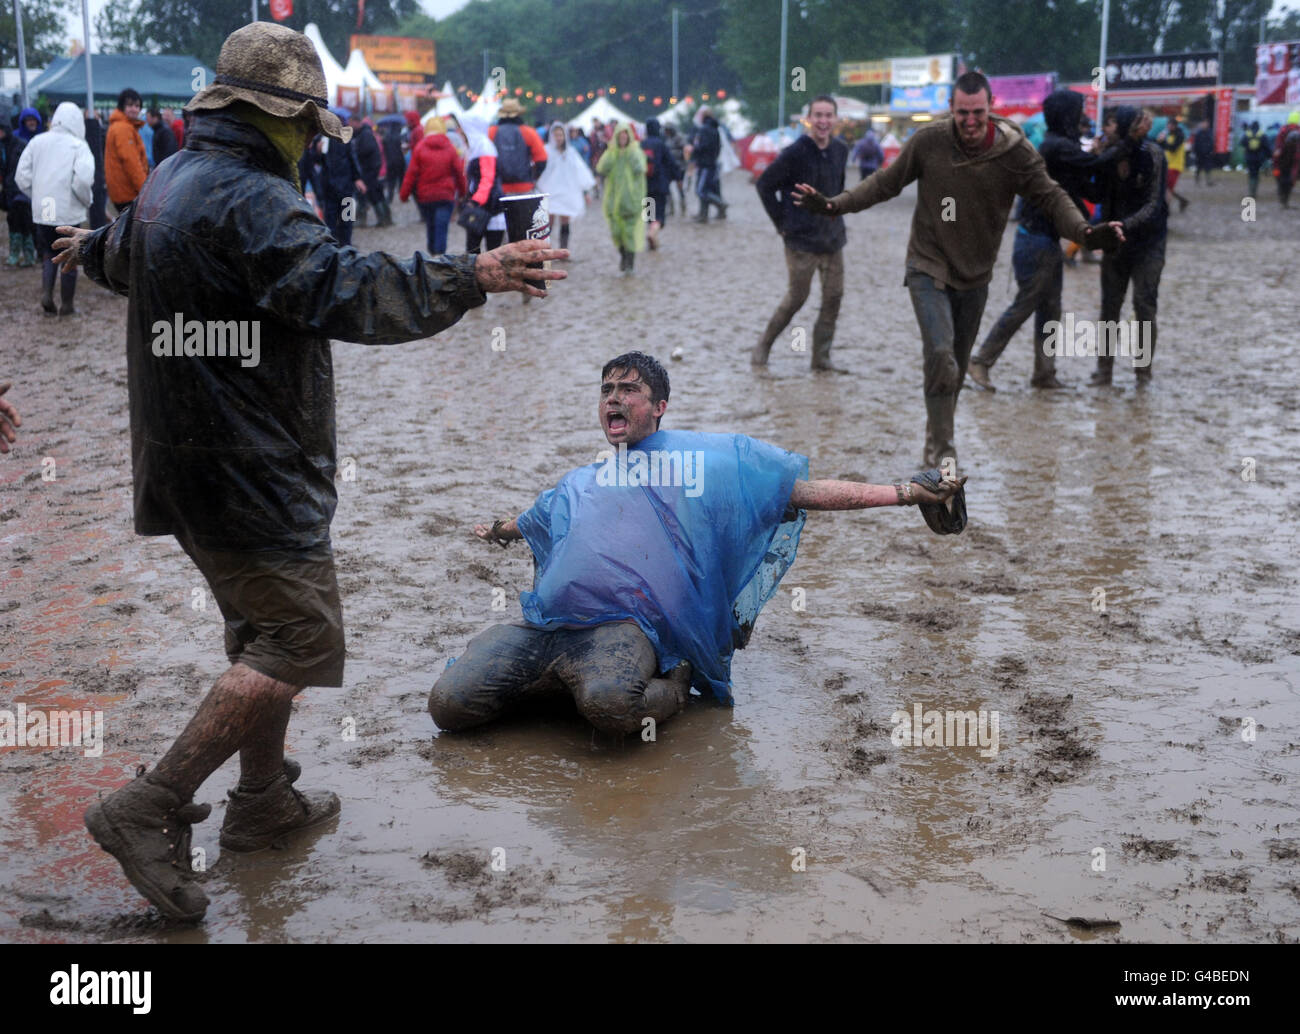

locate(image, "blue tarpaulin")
[[29, 54, 214, 105], [516, 429, 808, 703]]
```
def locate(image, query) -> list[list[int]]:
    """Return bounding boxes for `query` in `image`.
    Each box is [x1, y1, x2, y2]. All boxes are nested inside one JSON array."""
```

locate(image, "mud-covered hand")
[[0, 382, 21, 454], [791, 182, 837, 215], [473, 519, 519, 548], [475, 240, 571, 298], [909, 474, 967, 505], [1083, 221, 1126, 252], [51, 225, 92, 273]]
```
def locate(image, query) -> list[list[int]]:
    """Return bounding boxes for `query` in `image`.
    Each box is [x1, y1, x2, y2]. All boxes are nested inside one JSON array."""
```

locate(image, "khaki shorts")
[[175, 533, 346, 687]]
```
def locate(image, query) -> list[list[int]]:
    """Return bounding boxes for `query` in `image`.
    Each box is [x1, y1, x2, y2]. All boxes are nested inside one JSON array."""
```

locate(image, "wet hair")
[[810, 94, 837, 114], [117, 88, 142, 111], [602, 352, 670, 407], [953, 71, 992, 103]]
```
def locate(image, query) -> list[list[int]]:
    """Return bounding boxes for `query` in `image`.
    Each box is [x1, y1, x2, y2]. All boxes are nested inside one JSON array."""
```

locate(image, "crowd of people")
[[1, 22, 1295, 928]]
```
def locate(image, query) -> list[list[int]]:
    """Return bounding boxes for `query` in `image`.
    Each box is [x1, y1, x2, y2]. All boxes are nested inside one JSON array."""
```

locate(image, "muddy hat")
[[911, 467, 967, 535], [185, 22, 351, 142], [499, 98, 525, 117]]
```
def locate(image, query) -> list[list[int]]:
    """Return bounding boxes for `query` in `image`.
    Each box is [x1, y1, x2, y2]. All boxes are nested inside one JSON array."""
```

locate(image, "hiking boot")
[[967, 362, 995, 391], [84, 773, 212, 922], [219, 766, 339, 853]]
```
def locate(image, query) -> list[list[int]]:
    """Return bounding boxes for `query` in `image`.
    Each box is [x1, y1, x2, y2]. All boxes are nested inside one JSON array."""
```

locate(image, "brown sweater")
[[831, 115, 1089, 290]]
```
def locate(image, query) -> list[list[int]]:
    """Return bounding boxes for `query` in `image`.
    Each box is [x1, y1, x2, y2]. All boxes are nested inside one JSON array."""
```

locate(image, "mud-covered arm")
[[790, 477, 964, 509], [828, 133, 919, 214], [79, 208, 134, 297], [246, 194, 487, 344], [474, 516, 524, 546]]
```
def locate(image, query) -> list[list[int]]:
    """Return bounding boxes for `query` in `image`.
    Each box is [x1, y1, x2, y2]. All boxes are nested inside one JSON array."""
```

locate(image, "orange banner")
[[348, 35, 436, 83]]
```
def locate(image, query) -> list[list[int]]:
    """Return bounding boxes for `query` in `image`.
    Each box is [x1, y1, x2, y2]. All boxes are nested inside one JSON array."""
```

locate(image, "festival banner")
[[889, 54, 954, 88], [1254, 41, 1300, 106], [349, 35, 437, 84], [988, 72, 1057, 113], [890, 83, 951, 112], [839, 60, 889, 86], [1214, 88, 1234, 153]]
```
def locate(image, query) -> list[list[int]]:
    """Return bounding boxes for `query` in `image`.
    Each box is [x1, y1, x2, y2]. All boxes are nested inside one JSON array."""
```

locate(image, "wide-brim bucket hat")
[[185, 22, 351, 142]]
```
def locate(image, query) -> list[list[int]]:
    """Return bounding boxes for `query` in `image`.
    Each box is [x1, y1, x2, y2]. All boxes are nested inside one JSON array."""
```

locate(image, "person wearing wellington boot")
[[59, 22, 566, 923]]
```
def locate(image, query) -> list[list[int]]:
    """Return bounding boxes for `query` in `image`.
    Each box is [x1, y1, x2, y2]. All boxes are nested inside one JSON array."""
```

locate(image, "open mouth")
[[606, 413, 628, 434]]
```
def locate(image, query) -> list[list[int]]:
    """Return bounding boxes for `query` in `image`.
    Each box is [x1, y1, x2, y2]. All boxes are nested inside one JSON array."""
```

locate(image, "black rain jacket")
[[755, 133, 847, 254], [80, 110, 486, 552]]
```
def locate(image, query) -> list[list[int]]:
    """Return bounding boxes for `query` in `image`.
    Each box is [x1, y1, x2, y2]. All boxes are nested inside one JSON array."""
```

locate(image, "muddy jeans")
[[428, 621, 686, 735], [971, 229, 1061, 384], [1097, 238, 1164, 378], [906, 269, 988, 467], [753, 245, 845, 367]]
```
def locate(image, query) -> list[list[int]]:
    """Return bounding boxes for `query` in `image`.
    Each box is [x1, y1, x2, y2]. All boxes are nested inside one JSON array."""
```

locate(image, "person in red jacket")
[[404, 108, 424, 151], [488, 98, 547, 195], [400, 128, 466, 255]]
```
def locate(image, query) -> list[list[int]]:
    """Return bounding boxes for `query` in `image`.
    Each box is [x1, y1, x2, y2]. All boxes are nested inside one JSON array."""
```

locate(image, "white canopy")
[[463, 77, 501, 123], [654, 96, 753, 139], [342, 47, 384, 90], [566, 95, 642, 134], [303, 23, 347, 100]]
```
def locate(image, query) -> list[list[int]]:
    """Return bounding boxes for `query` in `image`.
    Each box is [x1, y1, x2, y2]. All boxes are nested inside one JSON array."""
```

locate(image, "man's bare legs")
[[151, 662, 300, 798]]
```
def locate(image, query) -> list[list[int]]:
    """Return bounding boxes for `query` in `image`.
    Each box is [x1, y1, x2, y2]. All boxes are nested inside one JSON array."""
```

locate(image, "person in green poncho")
[[596, 122, 647, 274]]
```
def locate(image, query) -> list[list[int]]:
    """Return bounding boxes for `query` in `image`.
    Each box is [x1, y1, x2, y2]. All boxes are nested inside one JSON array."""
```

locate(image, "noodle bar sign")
[[1104, 52, 1220, 90]]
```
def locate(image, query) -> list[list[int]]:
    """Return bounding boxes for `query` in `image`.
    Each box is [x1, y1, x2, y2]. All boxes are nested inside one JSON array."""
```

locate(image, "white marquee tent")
[[566, 95, 642, 134]]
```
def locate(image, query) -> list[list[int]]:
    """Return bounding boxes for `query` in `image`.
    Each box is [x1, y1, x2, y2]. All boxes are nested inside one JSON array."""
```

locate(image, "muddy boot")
[[810, 328, 848, 373], [923, 393, 957, 470], [1089, 355, 1114, 386], [40, 259, 57, 315], [559, 222, 570, 251], [219, 765, 340, 853], [4, 234, 18, 266], [58, 271, 77, 316], [966, 359, 995, 392], [21, 232, 37, 267], [715, 200, 728, 220], [1031, 374, 1067, 389], [693, 203, 708, 224], [626, 250, 635, 274], [84, 772, 212, 922]]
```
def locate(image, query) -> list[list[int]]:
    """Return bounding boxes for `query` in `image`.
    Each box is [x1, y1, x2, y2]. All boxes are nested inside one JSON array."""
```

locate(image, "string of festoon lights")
[[458, 84, 730, 107]]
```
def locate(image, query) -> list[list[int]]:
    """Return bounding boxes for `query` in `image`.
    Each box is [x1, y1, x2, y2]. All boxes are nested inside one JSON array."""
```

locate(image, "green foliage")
[[2, 0, 77, 67]]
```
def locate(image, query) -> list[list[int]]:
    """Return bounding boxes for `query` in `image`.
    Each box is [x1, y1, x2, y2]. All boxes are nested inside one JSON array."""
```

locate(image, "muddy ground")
[[1, 168, 1298, 943]]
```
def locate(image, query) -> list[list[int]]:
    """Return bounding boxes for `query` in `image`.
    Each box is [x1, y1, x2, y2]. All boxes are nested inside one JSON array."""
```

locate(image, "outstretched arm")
[[790, 475, 965, 510], [474, 516, 524, 547]]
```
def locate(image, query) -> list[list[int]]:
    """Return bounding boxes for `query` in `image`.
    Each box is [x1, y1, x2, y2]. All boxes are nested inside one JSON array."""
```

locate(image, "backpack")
[[493, 122, 532, 183], [641, 140, 656, 181]]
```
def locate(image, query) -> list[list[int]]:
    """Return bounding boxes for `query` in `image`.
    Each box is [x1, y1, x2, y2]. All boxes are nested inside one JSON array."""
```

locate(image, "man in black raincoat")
[[53, 21, 566, 923], [967, 89, 1126, 391]]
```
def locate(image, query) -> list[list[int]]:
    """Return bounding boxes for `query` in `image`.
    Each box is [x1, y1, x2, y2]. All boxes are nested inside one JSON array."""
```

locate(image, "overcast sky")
[[58, 0, 1297, 58], [61, 0, 472, 53]]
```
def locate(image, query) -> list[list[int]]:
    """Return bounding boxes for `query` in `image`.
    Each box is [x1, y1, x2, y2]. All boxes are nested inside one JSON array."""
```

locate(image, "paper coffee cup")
[[500, 192, 550, 292]]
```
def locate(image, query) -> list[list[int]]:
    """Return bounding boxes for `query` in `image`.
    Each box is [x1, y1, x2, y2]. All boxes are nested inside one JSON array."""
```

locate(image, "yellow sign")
[[839, 61, 889, 86], [349, 35, 437, 83]]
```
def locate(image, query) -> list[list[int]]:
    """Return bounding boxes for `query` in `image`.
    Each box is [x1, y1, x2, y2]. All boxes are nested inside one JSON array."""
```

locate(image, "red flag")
[[269, 0, 292, 21], [356, 0, 365, 29]]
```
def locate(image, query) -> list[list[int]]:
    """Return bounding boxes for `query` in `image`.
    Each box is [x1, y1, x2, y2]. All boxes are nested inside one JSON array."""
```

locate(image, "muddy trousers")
[[752, 245, 844, 367], [906, 270, 988, 469], [429, 621, 686, 736], [1096, 239, 1164, 379], [970, 229, 1061, 384]]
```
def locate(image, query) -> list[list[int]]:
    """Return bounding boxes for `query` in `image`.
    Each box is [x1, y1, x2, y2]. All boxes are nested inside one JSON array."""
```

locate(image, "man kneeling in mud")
[[429, 351, 965, 735]]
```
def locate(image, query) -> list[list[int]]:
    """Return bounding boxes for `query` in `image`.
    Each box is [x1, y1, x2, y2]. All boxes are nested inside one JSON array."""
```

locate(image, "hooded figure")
[[1273, 111, 1300, 207], [14, 106, 42, 144], [458, 113, 506, 250], [15, 101, 95, 314], [537, 119, 594, 219], [596, 121, 646, 272], [1, 116, 35, 266]]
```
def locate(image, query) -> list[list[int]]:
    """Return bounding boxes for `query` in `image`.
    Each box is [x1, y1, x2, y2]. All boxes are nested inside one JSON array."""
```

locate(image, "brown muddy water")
[[1, 172, 1298, 943]]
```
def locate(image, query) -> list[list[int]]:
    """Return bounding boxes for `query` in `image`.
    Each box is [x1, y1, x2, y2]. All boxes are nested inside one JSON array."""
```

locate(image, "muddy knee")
[[574, 681, 645, 735], [427, 680, 482, 732]]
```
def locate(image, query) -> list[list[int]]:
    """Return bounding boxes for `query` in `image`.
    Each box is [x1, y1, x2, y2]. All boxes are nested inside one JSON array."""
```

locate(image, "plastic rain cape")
[[516, 430, 808, 704]]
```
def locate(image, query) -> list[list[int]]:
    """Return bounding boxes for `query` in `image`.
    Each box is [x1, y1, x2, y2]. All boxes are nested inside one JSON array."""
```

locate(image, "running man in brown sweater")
[[794, 71, 1125, 469]]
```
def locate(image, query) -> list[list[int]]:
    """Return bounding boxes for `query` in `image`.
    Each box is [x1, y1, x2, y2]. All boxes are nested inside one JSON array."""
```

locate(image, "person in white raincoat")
[[454, 114, 506, 252], [537, 120, 594, 254]]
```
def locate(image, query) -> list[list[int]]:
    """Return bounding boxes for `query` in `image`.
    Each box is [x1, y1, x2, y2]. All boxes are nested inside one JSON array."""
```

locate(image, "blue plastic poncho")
[[516, 430, 808, 704]]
